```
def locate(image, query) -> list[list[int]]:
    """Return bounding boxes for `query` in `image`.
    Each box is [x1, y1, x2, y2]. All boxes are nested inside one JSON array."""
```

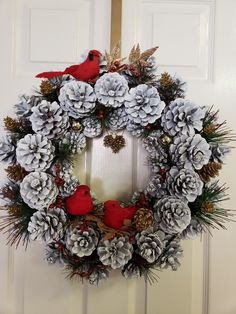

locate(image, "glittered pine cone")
[[133, 208, 154, 231], [198, 161, 222, 182]]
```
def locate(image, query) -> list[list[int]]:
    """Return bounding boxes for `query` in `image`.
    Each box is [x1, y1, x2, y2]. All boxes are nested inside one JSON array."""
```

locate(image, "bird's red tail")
[[36, 71, 64, 79]]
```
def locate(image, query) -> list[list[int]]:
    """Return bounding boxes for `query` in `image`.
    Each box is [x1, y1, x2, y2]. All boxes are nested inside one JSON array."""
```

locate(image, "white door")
[[1, 0, 236, 314]]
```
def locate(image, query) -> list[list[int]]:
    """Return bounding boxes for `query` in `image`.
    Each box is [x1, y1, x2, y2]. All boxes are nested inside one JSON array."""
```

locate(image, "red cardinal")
[[36, 50, 101, 82], [66, 185, 93, 215], [104, 200, 137, 229]]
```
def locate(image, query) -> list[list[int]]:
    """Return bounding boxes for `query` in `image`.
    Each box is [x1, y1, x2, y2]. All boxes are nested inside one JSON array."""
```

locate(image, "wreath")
[[0, 44, 234, 285]]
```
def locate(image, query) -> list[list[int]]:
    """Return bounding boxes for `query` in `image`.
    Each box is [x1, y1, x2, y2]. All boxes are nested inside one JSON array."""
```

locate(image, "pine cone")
[[28, 207, 67, 244], [133, 208, 154, 231], [211, 144, 231, 163], [167, 166, 203, 202], [0, 135, 16, 163], [201, 201, 215, 213], [59, 80, 96, 118], [105, 107, 128, 131], [161, 98, 206, 136], [15, 94, 40, 118], [136, 228, 164, 263], [170, 134, 211, 170], [154, 196, 191, 234], [181, 217, 203, 239], [145, 175, 167, 198], [158, 237, 183, 271], [95, 73, 128, 108], [30, 100, 69, 139], [126, 121, 145, 138], [20, 172, 58, 210], [16, 134, 55, 172], [62, 130, 86, 154], [40, 80, 54, 96], [82, 117, 102, 138], [125, 84, 165, 126], [198, 162, 222, 182], [50, 162, 78, 197], [66, 225, 99, 257], [97, 237, 133, 269], [88, 267, 110, 285], [46, 242, 66, 265], [6, 164, 28, 182]]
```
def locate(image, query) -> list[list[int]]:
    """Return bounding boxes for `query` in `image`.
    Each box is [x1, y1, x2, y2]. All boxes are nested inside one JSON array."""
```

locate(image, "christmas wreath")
[[0, 44, 234, 285]]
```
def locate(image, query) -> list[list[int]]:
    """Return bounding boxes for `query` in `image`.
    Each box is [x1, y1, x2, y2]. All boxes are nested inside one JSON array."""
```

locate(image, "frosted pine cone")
[[82, 117, 102, 138], [143, 131, 169, 172], [59, 81, 96, 118], [88, 267, 110, 285], [105, 107, 128, 131], [122, 262, 141, 279], [46, 242, 66, 265], [211, 144, 231, 163], [95, 73, 128, 108], [161, 98, 206, 136], [97, 237, 133, 269], [125, 84, 165, 126], [30, 100, 69, 139], [166, 166, 203, 202], [136, 228, 165, 263], [28, 207, 67, 244], [181, 217, 203, 239], [170, 134, 211, 170], [16, 134, 55, 172], [50, 162, 78, 197], [20, 172, 58, 210], [158, 238, 183, 271], [15, 94, 41, 118], [66, 225, 99, 257], [0, 135, 16, 163], [126, 121, 145, 138], [154, 196, 191, 234], [62, 130, 86, 154], [145, 175, 167, 198]]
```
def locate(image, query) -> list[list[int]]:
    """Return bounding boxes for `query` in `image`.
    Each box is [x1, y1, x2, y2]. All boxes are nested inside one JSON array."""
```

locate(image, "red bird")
[[104, 200, 137, 230], [66, 185, 93, 215], [36, 50, 102, 82]]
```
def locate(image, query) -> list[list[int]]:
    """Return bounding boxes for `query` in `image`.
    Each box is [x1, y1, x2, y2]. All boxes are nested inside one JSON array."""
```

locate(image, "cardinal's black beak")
[[89, 53, 94, 61]]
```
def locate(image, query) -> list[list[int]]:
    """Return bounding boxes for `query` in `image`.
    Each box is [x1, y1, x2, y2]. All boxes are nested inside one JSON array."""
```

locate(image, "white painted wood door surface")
[[1, 0, 236, 314]]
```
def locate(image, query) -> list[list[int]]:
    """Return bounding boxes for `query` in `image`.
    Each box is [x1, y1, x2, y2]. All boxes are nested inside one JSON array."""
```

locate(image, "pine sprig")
[[154, 72, 186, 104], [4, 116, 33, 135], [189, 181, 234, 230], [201, 107, 236, 144]]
